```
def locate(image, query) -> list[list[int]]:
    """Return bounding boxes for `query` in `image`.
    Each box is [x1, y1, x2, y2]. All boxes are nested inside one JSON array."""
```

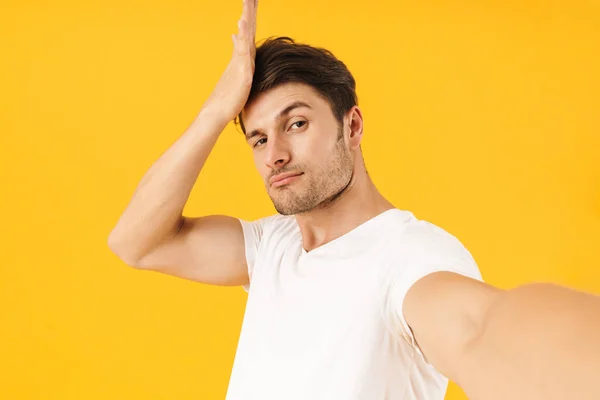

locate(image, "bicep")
[[403, 271, 502, 382], [135, 215, 250, 286]]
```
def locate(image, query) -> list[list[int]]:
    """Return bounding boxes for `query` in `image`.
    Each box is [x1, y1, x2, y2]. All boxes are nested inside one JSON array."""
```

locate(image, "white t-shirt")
[[225, 208, 482, 400]]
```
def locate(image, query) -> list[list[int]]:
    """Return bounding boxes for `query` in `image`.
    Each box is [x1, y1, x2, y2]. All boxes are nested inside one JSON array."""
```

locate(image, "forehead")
[[242, 82, 327, 128]]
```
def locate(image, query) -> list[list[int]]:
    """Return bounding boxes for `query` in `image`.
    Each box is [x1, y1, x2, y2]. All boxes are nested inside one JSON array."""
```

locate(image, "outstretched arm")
[[403, 272, 600, 400]]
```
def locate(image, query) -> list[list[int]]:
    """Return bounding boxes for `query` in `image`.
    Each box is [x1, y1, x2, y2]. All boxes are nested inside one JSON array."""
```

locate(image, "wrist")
[[197, 103, 235, 129]]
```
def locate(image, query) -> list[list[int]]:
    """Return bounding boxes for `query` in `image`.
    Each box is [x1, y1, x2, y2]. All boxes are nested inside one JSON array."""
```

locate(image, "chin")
[[270, 197, 300, 216], [273, 201, 319, 216]]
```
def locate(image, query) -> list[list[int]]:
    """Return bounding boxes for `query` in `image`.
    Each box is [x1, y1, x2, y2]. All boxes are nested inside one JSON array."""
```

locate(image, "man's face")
[[241, 82, 354, 215]]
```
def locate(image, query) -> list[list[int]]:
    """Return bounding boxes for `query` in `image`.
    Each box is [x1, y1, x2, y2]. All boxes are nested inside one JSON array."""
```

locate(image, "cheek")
[[252, 156, 267, 178], [301, 133, 337, 161], [294, 130, 330, 157]]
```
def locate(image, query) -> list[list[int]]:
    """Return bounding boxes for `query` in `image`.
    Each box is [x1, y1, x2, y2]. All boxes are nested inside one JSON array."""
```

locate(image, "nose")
[[264, 135, 290, 170]]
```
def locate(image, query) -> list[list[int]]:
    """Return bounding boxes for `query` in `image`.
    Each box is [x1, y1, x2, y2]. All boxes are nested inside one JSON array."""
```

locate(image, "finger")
[[235, 20, 251, 54], [232, 33, 238, 51], [240, 0, 251, 25], [250, 0, 258, 39], [238, 19, 249, 39]]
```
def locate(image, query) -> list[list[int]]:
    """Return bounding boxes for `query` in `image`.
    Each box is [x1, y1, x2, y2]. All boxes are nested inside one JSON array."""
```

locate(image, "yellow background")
[[1, 0, 599, 398]]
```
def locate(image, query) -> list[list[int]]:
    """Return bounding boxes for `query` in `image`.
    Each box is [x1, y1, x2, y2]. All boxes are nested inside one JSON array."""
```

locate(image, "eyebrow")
[[245, 101, 312, 141]]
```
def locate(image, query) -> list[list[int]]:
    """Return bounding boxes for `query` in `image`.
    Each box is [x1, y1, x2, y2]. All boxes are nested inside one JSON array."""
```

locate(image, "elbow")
[[107, 231, 143, 268]]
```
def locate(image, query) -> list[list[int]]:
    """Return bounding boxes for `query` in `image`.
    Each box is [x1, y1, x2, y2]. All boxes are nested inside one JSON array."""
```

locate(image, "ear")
[[346, 106, 364, 150]]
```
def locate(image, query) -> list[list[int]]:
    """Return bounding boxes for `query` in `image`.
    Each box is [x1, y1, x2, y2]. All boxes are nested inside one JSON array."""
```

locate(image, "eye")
[[253, 137, 267, 148], [290, 120, 307, 130]]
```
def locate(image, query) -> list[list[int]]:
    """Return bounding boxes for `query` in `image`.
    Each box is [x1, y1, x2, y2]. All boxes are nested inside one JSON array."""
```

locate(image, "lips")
[[269, 171, 303, 186]]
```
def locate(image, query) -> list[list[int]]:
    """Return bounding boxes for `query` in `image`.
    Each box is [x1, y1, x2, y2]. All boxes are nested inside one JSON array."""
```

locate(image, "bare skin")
[[107, 0, 262, 286], [241, 82, 395, 252], [108, 1, 600, 399]]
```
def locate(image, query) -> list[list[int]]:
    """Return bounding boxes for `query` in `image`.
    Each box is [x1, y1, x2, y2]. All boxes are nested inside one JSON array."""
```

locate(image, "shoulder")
[[382, 210, 482, 281], [258, 213, 297, 234], [239, 212, 298, 241], [399, 214, 476, 262]]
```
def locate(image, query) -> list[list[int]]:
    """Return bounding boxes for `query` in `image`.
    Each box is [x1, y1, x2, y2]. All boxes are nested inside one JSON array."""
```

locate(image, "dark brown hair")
[[235, 36, 358, 134]]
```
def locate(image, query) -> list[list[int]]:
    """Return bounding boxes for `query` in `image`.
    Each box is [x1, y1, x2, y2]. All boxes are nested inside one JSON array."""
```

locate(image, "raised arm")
[[108, 0, 260, 286]]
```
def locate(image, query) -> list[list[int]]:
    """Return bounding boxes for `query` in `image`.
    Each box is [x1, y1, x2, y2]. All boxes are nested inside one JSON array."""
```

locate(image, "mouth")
[[270, 172, 303, 188]]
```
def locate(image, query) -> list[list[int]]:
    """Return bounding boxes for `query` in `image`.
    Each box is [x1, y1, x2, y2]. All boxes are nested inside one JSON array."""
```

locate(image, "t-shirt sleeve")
[[237, 216, 271, 292], [385, 220, 483, 364]]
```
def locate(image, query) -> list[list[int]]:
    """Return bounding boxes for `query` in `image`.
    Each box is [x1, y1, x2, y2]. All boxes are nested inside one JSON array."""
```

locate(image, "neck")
[[294, 170, 395, 253]]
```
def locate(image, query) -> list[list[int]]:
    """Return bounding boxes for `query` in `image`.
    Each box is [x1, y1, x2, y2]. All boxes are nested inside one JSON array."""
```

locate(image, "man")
[[108, 1, 600, 399]]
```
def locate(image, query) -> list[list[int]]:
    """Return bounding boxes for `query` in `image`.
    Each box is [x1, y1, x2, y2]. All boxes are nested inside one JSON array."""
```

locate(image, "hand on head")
[[203, 0, 259, 125]]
